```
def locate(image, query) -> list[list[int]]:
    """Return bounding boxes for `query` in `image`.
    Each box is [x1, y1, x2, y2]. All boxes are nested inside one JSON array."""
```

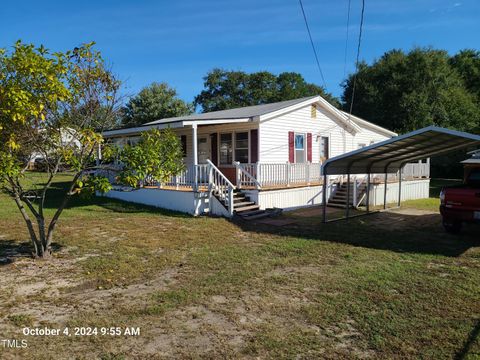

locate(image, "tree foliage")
[[450, 49, 480, 104], [194, 69, 339, 112], [117, 128, 184, 188], [342, 48, 480, 134], [0, 41, 121, 258], [122, 82, 193, 127]]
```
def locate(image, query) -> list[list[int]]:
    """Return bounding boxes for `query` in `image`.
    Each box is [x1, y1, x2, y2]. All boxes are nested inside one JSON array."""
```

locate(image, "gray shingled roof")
[[144, 96, 318, 125]]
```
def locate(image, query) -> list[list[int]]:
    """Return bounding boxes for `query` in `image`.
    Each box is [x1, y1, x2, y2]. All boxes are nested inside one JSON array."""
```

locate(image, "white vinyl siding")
[[259, 105, 391, 164]]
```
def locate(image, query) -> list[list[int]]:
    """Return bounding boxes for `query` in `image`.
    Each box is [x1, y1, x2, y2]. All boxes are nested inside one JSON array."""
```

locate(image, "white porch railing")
[[234, 162, 262, 189], [402, 162, 430, 179], [236, 162, 322, 188], [143, 164, 209, 189], [109, 160, 429, 194]]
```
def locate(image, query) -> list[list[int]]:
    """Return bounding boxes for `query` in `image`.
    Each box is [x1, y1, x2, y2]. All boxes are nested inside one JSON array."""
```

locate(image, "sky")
[[1, 0, 479, 104]]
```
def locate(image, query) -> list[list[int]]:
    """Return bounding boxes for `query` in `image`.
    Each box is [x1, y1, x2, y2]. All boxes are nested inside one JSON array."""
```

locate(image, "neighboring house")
[[102, 96, 430, 218], [28, 127, 82, 170]]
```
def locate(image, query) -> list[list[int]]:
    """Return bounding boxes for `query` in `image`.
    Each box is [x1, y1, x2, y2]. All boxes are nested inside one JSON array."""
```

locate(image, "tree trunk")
[[37, 218, 51, 258], [43, 172, 82, 255], [13, 195, 42, 257]]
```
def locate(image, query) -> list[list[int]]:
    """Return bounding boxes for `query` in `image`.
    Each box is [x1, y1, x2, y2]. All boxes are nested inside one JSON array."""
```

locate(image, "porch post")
[[256, 162, 261, 190], [286, 162, 291, 187], [96, 143, 102, 167], [306, 162, 310, 185], [192, 124, 198, 191], [346, 173, 351, 219]]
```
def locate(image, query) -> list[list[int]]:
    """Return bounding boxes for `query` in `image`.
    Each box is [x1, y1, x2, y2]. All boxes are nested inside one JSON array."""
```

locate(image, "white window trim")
[[319, 134, 331, 162], [218, 131, 250, 165], [294, 132, 306, 164], [219, 132, 233, 165]]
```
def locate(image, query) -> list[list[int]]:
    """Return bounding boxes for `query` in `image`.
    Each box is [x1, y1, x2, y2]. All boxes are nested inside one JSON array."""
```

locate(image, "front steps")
[[214, 189, 277, 220], [328, 182, 367, 209]]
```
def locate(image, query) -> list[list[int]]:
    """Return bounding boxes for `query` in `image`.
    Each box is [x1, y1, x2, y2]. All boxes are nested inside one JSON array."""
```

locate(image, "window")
[[235, 132, 249, 163], [295, 134, 305, 163], [468, 168, 480, 183], [311, 105, 317, 118], [320, 136, 329, 161], [220, 133, 233, 164]]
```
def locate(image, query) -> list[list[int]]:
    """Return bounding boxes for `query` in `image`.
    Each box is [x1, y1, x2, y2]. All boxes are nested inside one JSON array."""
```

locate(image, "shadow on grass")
[[0, 240, 63, 265], [455, 319, 480, 360], [235, 209, 479, 258], [36, 181, 190, 218]]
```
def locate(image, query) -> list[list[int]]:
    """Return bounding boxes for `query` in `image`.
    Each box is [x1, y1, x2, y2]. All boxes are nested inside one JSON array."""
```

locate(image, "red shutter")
[[250, 129, 258, 163], [288, 132, 295, 163], [210, 133, 218, 165], [307, 133, 312, 162]]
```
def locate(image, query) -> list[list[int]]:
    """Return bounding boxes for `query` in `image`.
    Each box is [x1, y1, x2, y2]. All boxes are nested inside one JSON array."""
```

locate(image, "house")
[[101, 95, 430, 218], [28, 127, 82, 170]]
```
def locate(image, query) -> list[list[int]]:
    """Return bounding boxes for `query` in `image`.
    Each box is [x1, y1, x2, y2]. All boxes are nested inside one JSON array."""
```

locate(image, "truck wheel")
[[443, 220, 462, 234]]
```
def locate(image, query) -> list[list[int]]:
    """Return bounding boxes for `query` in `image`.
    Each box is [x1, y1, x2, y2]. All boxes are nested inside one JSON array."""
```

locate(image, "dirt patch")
[[0, 255, 180, 332]]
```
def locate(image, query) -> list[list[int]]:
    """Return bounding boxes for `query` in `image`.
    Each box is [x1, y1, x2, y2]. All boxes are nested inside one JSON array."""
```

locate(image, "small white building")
[[102, 96, 430, 218]]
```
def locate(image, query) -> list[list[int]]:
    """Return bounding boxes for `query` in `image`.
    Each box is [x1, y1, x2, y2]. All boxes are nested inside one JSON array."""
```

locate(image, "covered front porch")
[[101, 118, 431, 217]]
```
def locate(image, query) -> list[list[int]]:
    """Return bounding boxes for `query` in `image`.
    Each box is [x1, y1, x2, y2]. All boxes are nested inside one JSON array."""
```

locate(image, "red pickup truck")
[[440, 158, 480, 234]]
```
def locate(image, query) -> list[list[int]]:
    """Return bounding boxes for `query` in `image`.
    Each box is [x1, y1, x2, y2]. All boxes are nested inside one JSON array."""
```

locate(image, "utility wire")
[[299, 0, 327, 90], [343, 0, 352, 79], [349, 0, 365, 115]]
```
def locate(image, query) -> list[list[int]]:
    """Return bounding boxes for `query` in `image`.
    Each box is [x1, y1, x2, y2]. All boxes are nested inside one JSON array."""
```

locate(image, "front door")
[[197, 136, 210, 164]]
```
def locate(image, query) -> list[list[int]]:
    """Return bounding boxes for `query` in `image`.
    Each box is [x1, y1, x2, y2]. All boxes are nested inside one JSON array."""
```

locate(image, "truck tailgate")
[[445, 187, 480, 211]]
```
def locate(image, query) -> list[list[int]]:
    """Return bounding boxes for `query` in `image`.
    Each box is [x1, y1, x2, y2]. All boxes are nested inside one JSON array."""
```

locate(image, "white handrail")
[[234, 162, 262, 189], [353, 177, 367, 208], [206, 160, 235, 188], [206, 159, 235, 215]]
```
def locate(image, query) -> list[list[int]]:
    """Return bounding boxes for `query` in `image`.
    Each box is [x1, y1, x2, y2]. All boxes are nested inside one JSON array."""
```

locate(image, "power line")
[[349, 0, 365, 115], [298, 0, 327, 90], [343, 0, 352, 79]]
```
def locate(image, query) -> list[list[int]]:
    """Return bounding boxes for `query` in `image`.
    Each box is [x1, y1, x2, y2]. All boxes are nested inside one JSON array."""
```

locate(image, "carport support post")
[[383, 172, 388, 210], [322, 173, 327, 223], [346, 173, 351, 219], [192, 123, 198, 191]]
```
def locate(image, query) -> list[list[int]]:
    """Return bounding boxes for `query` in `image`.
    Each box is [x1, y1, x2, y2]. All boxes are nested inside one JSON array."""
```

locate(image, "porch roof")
[[322, 126, 480, 175], [102, 117, 252, 138]]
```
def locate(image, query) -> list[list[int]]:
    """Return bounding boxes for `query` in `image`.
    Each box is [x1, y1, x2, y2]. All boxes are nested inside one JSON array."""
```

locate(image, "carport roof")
[[322, 126, 480, 175]]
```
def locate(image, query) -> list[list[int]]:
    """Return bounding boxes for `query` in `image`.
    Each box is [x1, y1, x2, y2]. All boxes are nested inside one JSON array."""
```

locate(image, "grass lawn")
[[0, 175, 479, 359]]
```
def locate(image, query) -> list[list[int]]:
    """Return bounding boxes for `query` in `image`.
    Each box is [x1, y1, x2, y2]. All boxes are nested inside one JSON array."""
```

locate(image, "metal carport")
[[321, 126, 480, 222]]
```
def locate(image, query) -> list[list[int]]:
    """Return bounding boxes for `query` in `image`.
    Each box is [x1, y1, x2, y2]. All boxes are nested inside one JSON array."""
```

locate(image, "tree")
[[122, 82, 193, 127], [450, 49, 480, 105], [341, 48, 480, 134], [0, 41, 121, 258], [194, 68, 339, 112], [117, 128, 185, 188]]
